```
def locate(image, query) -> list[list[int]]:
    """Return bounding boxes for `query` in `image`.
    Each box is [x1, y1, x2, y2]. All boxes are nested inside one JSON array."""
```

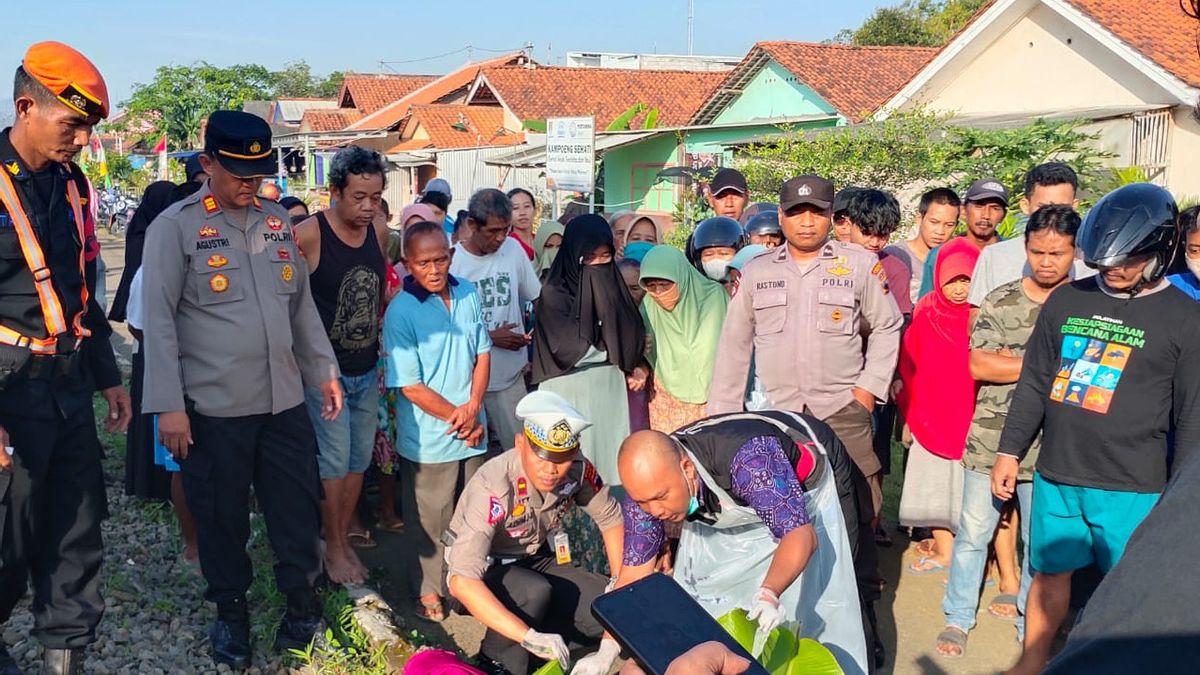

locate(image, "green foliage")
[[270, 61, 344, 98], [118, 61, 341, 149], [668, 189, 711, 249], [717, 609, 843, 675], [606, 103, 647, 132], [848, 0, 989, 47], [739, 110, 1114, 221], [642, 107, 661, 130], [289, 589, 392, 674]]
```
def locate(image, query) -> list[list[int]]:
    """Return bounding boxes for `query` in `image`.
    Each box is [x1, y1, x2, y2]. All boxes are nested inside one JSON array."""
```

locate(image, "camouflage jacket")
[[964, 280, 1042, 479]]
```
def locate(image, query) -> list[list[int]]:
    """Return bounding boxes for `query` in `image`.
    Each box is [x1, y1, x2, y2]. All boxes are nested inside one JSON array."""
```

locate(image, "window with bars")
[[1131, 109, 1171, 185]]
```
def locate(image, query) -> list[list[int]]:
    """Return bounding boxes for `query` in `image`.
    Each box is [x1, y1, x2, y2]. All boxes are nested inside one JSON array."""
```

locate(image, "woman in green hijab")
[[639, 245, 730, 431], [532, 219, 565, 280]]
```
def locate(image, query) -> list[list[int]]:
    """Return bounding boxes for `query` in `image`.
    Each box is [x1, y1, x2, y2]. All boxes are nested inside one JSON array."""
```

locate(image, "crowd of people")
[[2, 40, 1198, 675]]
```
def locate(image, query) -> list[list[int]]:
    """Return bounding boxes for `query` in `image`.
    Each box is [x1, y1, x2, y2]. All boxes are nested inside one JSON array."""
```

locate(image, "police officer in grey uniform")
[[445, 391, 624, 675], [708, 174, 902, 520], [141, 111, 342, 669]]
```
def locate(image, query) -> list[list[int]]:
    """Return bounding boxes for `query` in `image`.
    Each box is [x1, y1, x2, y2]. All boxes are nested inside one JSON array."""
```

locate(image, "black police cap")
[[204, 110, 275, 178]]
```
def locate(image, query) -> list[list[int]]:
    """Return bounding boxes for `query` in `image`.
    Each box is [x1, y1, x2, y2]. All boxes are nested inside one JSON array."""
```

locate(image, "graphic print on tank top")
[[329, 264, 381, 352]]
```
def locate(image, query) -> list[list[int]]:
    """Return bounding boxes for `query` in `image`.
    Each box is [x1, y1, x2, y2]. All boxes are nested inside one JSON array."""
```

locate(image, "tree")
[[738, 110, 1115, 226], [119, 63, 275, 149], [270, 61, 344, 98], [848, 0, 989, 47]]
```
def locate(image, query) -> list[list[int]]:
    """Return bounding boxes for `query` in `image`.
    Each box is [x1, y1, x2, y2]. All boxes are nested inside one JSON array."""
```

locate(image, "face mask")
[[702, 258, 731, 282], [1186, 255, 1200, 280], [649, 284, 681, 311], [680, 461, 699, 516]]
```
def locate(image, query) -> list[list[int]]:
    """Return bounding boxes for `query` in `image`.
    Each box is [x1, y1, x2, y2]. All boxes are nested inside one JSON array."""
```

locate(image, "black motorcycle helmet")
[[743, 210, 781, 238], [686, 216, 747, 268], [1078, 183, 1178, 292], [739, 201, 778, 225]]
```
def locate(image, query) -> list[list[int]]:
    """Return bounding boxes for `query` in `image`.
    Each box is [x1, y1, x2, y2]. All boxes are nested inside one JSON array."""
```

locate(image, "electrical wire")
[[379, 44, 529, 69]]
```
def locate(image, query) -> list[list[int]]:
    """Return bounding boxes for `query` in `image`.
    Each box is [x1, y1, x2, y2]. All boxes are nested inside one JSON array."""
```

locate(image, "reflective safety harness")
[[0, 166, 91, 355]]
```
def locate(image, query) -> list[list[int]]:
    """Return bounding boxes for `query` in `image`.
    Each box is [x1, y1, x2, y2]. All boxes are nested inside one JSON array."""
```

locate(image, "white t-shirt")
[[967, 237, 1096, 306], [451, 237, 542, 391]]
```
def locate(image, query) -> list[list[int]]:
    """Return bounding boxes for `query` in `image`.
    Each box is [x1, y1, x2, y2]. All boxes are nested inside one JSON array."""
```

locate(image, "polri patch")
[[209, 273, 229, 293], [281, 263, 294, 283], [266, 215, 284, 231], [203, 195, 220, 215], [199, 225, 219, 238], [207, 254, 229, 269], [487, 496, 506, 526]]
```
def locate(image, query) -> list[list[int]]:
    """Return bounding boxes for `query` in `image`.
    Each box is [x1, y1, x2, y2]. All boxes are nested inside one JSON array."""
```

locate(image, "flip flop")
[[375, 519, 405, 533], [348, 531, 378, 549], [934, 627, 968, 659], [988, 593, 1020, 621], [908, 557, 947, 575]]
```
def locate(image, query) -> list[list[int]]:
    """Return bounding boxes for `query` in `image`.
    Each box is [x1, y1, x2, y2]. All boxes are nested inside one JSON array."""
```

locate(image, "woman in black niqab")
[[531, 214, 645, 384]]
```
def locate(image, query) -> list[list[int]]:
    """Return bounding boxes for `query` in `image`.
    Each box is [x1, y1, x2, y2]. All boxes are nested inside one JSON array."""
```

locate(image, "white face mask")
[[702, 258, 731, 282], [1187, 255, 1200, 280]]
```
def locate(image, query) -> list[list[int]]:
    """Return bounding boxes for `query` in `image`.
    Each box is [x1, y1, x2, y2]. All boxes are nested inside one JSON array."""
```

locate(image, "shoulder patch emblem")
[[281, 263, 295, 283], [827, 265, 853, 277], [202, 195, 220, 215], [199, 225, 219, 239], [266, 215, 284, 231], [207, 254, 228, 269], [276, 247, 291, 261], [209, 273, 229, 293], [487, 496, 506, 526], [871, 261, 883, 276], [511, 503, 526, 518], [516, 477, 528, 499], [583, 463, 603, 490]]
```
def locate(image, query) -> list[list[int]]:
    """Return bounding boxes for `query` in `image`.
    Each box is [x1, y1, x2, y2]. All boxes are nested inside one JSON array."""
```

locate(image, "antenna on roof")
[[687, 0, 694, 55]]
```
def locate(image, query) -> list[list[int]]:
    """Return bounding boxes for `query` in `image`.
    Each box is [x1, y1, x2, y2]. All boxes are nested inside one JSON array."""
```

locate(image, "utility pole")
[[687, 0, 694, 55]]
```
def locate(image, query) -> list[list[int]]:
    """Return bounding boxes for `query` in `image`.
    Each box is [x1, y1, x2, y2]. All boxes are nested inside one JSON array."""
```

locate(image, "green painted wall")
[[602, 133, 679, 213], [713, 59, 840, 125], [600, 118, 839, 214]]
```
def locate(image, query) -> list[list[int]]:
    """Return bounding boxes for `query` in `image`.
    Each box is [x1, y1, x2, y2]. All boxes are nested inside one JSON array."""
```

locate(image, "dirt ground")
[[100, 232, 1023, 674]]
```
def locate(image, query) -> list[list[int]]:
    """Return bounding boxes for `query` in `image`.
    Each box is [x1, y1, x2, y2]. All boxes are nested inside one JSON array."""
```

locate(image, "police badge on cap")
[[516, 391, 591, 462], [204, 111, 276, 178]]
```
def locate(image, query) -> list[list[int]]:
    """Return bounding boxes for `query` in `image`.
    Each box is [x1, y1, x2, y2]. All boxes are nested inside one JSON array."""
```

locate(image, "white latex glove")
[[745, 587, 783, 636], [522, 628, 571, 669], [604, 576, 619, 594], [571, 638, 620, 675]]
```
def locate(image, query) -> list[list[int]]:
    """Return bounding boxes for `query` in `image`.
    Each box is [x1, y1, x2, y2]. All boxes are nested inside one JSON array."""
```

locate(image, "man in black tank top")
[[293, 146, 390, 585]]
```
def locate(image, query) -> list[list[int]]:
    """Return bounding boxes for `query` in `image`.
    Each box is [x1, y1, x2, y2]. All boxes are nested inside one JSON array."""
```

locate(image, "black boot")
[[0, 642, 21, 675], [275, 589, 324, 655], [41, 648, 83, 675], [210, 598, 251, 669]]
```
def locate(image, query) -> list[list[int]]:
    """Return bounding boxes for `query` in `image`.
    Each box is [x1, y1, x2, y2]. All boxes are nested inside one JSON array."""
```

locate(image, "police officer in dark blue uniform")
[[0, 42, 132, 675]]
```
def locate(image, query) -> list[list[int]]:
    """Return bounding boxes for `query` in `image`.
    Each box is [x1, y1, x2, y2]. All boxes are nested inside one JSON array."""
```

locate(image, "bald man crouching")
[[613, 411, 870, 675]]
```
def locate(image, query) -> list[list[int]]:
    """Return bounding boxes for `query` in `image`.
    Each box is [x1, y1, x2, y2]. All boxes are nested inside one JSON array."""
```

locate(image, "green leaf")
[[716, 608, 757, 653], [779, 639, 843, 675], [531, 660, 565, 675], [606, 103, 647, 132], [758, 625, 799, 673], [642, 107, 660, 130]]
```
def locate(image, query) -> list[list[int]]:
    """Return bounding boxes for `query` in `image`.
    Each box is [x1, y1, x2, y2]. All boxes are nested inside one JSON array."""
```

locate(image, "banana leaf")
[[716, 609, 843, 675], [531, 660, 564, 675]]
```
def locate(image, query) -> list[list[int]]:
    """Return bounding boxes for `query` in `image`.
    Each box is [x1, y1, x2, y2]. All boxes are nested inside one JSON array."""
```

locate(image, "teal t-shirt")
[[384, 275, 491, 463]]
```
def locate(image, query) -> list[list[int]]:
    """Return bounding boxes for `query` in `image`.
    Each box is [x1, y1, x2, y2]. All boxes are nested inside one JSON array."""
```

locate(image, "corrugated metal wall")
[[432, 146, 545, 214]]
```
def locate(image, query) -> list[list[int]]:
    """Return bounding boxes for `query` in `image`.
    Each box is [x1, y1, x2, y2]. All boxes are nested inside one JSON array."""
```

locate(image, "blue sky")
[[7, 0, 886, 108]]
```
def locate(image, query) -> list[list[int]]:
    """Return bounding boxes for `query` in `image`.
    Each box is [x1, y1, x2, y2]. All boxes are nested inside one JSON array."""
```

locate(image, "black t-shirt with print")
[[998, 278, 1200, 493]]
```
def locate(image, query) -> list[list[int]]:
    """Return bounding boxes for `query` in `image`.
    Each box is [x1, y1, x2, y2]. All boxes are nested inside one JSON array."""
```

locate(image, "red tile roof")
[[472, 65, 725, 128], [301, 108, 362, 133], [750, 42, 939, 123], [396, 105, 525, 150], [349, 53, 532, 131], [337, 73, 438, 114], [1067, 0, 1200, 88]]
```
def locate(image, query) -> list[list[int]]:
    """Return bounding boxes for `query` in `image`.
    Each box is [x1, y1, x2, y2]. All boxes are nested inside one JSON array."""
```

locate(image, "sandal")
[[908, 557, 947, 575], [416, 598, 445, 623], [988, 593, 1020, 621], [375, 518, 405, 533], [934, 627, 967, 658], [348, 531, 378, 549]]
